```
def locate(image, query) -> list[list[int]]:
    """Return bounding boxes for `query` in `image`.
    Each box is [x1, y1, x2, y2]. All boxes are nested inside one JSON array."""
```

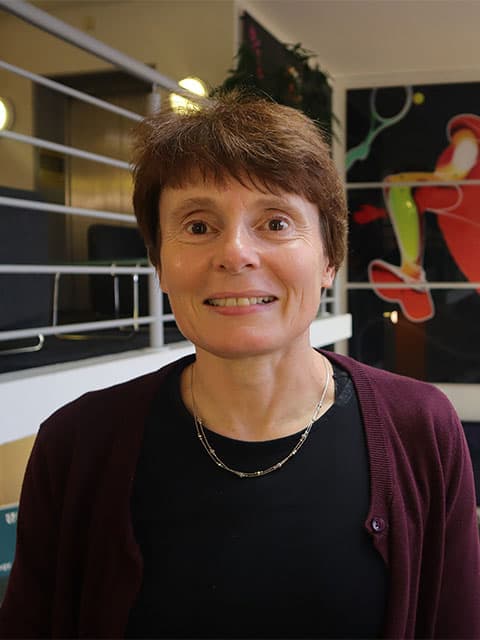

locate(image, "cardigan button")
[[371, 517, 385, 533]]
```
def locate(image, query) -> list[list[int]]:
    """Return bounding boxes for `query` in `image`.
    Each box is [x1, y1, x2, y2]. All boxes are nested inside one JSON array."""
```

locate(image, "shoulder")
[[35, 354, 193, 458], [325, 351, 461, 449], [326, 351, 452, 411]]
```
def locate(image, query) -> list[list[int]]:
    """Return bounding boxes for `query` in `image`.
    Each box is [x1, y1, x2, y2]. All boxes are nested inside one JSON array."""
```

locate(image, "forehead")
[[158, 173, 317, 216]]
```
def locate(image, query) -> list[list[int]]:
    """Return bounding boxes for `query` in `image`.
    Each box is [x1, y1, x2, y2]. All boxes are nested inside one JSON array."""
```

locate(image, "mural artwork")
[[347, 86, 480, 323]]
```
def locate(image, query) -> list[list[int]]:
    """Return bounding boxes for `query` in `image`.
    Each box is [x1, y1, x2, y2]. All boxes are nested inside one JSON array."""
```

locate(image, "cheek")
[[159, 248, 203, 295], [159, 263, 179, 295], [158, 246, 182, 293], [158, 265, 176, 297], [284, 246, 327, 283]]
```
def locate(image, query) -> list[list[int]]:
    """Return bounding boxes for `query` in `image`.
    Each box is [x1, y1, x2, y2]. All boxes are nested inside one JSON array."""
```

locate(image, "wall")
[[0, 0, 236, 189], [0, 436, 34, 505]]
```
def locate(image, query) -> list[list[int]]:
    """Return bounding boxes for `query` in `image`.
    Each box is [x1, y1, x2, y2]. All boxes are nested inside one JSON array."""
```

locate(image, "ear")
[[321, 263, 335, 289], [149, 247, 167, 293], [158, 265, 168, 294]]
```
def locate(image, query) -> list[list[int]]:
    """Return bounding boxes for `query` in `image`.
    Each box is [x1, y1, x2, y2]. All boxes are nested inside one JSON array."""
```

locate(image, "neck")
[[181, 343, 334, 442]]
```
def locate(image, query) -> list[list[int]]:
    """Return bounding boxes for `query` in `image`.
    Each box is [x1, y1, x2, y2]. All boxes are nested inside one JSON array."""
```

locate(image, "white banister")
[[0, 60, 143, 122], [0, 265, 153, 275], [347, 179, 480, 189], [347, 282, 480, 290], [0, 130, 130, 169], [0, 197, 136, 224], [0, 317, 156, 341]]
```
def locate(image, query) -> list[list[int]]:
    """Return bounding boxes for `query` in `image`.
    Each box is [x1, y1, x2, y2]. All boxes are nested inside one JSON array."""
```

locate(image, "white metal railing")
[[347, 282, 480, 290], [0, 129, 131, 169], [0, 318, 157, 341], [0, 196, 136, 224], [347, 179, 480, 189], [0, 265, 153, 275], [0, 60, 143, 122]]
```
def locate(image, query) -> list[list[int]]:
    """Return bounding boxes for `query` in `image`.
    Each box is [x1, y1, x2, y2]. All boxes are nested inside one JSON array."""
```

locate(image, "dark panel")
[[0, 187, 52, 330], [348, 289, 480, 383]]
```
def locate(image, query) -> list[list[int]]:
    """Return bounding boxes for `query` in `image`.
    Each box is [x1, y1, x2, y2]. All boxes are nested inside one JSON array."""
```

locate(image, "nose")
[[212, 224, 260, 273]]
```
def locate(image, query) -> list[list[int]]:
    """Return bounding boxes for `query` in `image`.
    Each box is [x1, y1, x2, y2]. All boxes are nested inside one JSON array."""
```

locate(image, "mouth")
[[204, 296, 277, 307]]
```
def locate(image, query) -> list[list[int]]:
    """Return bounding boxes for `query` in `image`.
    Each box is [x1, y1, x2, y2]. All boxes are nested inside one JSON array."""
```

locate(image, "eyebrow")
[[168, 197, 218, 217], [168, 194, 299, 217]]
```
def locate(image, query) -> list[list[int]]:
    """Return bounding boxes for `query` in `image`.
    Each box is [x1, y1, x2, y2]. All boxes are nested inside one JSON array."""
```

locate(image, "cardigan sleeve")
[[0, 365, 173, 639], [0, 422, 64, 638], [434, 402, 480, 639]]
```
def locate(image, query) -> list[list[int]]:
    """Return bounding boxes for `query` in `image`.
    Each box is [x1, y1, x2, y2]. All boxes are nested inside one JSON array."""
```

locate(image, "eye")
[[267, 217, 290, 231], [186, 220, 209, 235]]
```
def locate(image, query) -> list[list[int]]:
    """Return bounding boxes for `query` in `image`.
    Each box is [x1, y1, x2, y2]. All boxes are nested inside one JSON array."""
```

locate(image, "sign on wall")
[[0, 503, 18, 601]]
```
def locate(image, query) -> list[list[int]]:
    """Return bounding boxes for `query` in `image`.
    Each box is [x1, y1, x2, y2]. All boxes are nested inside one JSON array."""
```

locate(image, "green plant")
[[212, 41, 337, 143]]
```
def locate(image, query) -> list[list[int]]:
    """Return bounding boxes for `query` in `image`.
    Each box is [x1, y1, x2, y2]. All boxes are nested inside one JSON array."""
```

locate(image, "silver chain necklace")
[[191, 356, 331, 479]]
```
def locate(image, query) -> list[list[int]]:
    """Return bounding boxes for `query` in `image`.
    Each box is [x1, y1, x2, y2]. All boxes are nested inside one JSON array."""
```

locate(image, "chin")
[[190, 330, 312, 361]]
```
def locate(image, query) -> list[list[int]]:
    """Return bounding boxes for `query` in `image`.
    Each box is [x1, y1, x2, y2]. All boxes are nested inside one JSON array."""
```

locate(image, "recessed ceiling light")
[[0, 97, 14, 131], [170, 77, 207, 113]]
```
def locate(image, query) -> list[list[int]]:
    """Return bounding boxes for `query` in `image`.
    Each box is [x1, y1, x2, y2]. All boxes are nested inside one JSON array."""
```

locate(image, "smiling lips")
[[205, 296, 277, 307]]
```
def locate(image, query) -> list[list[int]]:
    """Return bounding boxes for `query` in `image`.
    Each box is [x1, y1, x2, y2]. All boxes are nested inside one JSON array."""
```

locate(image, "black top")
[[126, 358, 388, 639]]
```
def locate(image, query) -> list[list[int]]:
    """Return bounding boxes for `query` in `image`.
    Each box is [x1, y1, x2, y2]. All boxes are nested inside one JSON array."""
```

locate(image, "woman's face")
[[158, 175, 334, 359]]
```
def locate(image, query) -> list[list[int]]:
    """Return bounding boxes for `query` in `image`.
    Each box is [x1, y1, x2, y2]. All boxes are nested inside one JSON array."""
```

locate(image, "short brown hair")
[[132, 91, 347, 270]]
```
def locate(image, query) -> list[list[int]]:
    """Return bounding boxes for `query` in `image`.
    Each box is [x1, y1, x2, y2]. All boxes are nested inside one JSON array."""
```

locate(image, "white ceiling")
[[19, 0, 480, 81], [242, 0, 480, 78]]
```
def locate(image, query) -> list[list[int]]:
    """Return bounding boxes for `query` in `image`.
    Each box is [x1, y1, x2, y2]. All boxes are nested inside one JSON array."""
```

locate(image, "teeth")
[[207, 296, 275, 307]]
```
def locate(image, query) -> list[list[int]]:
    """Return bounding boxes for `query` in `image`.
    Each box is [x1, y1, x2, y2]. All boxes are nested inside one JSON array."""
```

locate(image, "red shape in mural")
[[353, 112, 480, 322]]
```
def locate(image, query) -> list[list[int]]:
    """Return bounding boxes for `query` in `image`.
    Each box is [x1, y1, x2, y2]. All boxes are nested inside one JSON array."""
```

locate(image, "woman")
[[0, 92, 479, 639]]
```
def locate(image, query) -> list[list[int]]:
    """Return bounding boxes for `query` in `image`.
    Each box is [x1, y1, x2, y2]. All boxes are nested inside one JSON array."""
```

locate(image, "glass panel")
[[463, 422, 480, 505], [348, 289, 480, 383]]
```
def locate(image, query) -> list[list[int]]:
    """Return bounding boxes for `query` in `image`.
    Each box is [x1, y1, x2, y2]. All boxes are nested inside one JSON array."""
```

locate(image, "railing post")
[[147, 84, 161, 114], [147, 85, 164, 348], [148, 269, 164, 348]]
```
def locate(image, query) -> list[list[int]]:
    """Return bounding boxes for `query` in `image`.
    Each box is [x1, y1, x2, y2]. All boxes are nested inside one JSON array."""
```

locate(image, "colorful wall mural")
[[347, 83, 480, 382]]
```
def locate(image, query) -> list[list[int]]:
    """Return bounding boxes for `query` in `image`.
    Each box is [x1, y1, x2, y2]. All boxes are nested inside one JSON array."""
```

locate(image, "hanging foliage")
[[212, 33, 337, 144]]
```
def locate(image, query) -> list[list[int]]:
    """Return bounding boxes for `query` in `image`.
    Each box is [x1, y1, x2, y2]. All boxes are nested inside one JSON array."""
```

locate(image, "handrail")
[[347, 282, 480, 289], [0, 265, 154, 275], [347, 179, 480, 189], [0, 130, 130, 169], [0, 317, 158, 341], [0, 197, 136, 224], [0, 0, 209, 102], [0, 59, 143, 122]]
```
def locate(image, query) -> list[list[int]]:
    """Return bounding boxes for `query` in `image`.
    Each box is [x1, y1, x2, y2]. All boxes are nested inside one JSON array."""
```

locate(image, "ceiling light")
[[170, 77, 207, 113], [0, 97, 14, 131]]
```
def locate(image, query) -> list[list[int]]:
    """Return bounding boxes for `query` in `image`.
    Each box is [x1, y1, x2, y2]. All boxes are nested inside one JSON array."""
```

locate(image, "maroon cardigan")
[[1, 352, 479, 638]]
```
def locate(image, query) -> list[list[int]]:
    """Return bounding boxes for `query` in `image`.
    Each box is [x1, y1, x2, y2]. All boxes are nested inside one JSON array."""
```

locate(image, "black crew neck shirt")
[[126, 359, 388, 639]]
